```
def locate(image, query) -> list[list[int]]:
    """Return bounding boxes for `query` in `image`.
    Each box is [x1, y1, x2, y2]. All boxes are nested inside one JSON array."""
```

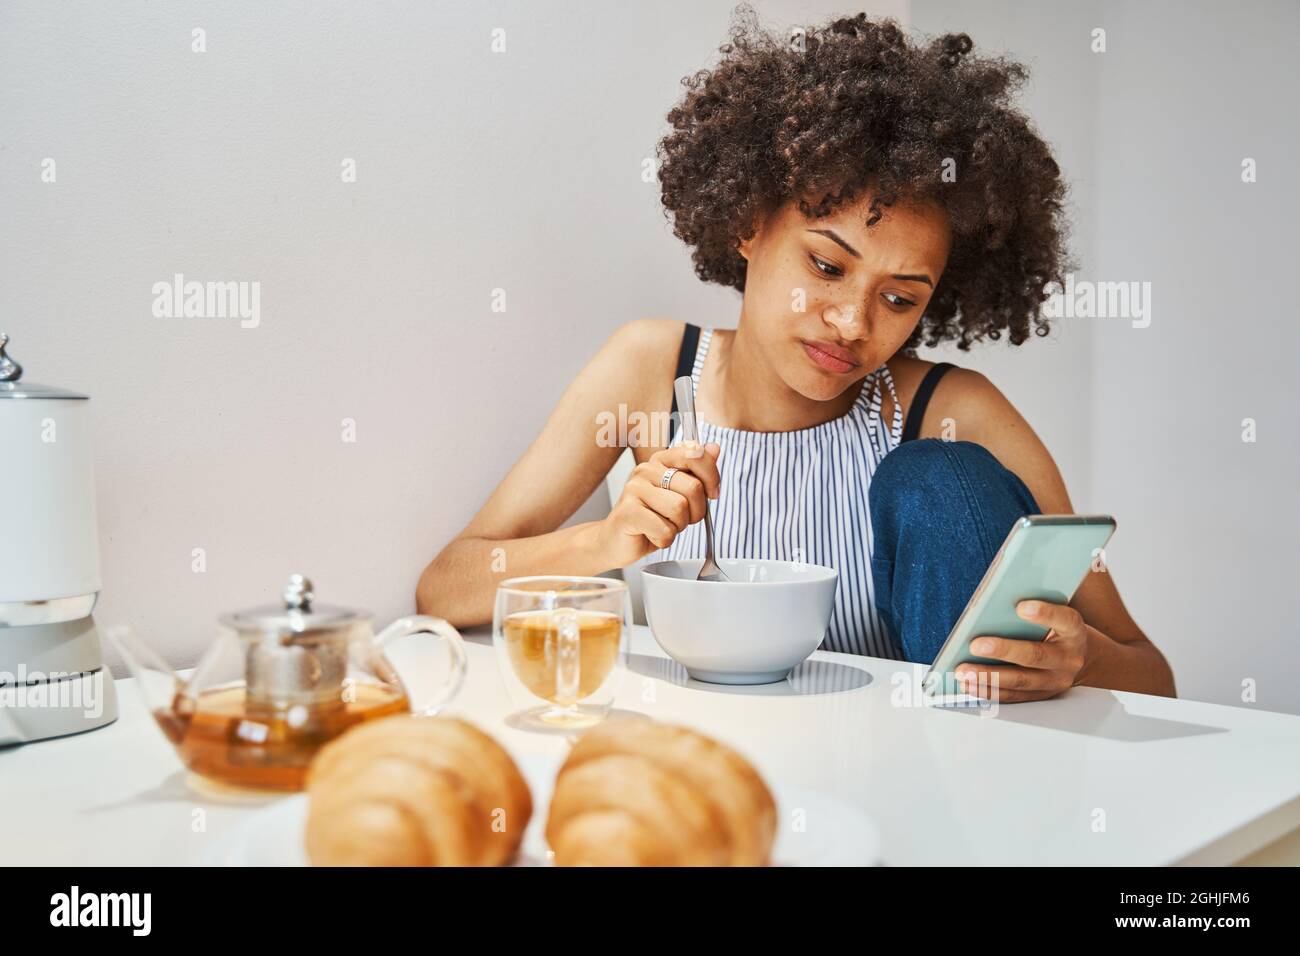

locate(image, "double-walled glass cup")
[[493, 576, 629, 732]]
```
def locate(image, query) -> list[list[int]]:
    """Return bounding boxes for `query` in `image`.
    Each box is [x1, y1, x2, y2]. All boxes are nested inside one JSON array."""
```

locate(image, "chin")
[[789, 341, 866, 401], [784, 365, 856, 403]]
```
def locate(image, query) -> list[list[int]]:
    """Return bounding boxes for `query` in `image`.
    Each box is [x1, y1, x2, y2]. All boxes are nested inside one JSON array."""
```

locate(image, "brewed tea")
[[503, 609, 621, 703], [156, 682, 409, 791]]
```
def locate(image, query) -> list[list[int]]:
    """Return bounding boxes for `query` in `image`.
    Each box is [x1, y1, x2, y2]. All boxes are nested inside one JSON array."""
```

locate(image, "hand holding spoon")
[[674, 374, 730, 582]]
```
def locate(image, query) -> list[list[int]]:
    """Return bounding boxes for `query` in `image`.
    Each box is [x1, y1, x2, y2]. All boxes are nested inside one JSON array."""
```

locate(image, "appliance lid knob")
[[282, 574, 315, 612], [0, 332, 22, 383]]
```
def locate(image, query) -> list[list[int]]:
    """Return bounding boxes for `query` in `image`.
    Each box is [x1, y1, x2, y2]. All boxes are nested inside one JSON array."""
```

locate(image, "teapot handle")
[[374, 615, 468, 717]]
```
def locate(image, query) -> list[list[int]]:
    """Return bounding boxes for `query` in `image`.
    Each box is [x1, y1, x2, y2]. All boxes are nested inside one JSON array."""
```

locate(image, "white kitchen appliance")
[[0, 332, 118, 743]]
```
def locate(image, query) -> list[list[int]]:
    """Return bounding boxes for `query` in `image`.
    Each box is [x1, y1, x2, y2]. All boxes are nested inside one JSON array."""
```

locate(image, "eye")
[[808, 253, 843, 278], [882, 292, 917, 309]]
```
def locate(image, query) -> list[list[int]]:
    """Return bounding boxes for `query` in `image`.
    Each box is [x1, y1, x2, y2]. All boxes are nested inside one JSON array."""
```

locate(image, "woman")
[[418, 11, 1174, 702]]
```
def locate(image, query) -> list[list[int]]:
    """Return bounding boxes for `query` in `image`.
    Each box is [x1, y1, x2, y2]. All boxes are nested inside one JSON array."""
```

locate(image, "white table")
[[4, 624, 1299, 866]]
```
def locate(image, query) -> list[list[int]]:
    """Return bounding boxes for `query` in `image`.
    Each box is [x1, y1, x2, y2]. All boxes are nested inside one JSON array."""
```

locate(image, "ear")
[[737, 225, 760, 261], [737, 207, 771, 262]]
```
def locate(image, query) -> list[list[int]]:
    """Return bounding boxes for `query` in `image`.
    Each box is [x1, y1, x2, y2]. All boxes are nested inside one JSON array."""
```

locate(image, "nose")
[[823, 301, 869, 341]]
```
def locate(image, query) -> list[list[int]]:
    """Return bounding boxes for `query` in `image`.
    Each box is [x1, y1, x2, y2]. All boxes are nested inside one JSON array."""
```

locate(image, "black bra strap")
[[901, 362, 955, 442], [666, 323, 700, 446]]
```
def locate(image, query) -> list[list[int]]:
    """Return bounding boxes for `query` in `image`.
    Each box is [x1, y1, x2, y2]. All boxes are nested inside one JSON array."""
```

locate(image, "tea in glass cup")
[[493, 576, 629, 731]]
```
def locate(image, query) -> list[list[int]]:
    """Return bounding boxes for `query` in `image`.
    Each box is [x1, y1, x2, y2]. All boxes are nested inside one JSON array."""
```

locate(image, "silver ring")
[[660, 467, 679, 489]]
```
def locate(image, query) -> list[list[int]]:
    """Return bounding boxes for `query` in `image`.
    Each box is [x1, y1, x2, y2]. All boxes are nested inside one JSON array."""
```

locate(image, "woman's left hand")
[[954, 600, 1093, 702]]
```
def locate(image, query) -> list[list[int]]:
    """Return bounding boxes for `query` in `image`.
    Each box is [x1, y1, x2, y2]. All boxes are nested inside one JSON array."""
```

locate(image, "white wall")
[[1086, 0, 1300, 715]]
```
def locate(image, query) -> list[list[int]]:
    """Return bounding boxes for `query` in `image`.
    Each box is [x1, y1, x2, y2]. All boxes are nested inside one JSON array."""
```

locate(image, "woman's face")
[[737, 194, 951, 402]]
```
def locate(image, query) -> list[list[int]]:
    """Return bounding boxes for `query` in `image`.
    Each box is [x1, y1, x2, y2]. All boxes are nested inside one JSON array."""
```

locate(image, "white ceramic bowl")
[[639, 558, 838, 684]]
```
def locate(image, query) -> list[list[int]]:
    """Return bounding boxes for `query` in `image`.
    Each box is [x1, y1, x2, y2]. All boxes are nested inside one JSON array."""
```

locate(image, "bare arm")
[[929, 368, 1176, 697], [416, 319, 690, 628], [417, 523, 610, 629]]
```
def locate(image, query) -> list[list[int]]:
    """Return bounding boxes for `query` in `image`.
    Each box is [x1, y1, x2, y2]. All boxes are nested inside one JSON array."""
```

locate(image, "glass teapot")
[[108, 574, 467, 792]]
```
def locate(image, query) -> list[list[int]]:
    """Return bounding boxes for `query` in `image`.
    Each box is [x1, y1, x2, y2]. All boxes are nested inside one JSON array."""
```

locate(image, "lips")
[[800, 339, 859, 374]]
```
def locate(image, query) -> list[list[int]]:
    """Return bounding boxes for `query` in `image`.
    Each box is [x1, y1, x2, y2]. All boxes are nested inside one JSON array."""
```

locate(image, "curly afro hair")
[[656, 6, 1072, 351]]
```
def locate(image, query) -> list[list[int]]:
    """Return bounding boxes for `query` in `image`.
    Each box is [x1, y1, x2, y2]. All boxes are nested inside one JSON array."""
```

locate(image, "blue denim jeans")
[[868, 439, 1042, 663]]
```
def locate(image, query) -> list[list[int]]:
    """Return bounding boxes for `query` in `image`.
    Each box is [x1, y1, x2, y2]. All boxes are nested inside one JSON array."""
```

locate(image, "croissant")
[[545, 720, 776, 866], [304, 716, 532, 867]]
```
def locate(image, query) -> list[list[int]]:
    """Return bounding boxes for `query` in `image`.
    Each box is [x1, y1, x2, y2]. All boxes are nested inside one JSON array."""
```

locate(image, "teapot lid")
[[0, 333, 89, 400], [220, 574, 371, 634]]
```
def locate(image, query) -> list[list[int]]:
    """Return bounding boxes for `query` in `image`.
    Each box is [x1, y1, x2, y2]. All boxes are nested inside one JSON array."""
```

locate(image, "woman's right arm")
[[416, 319, 720, 628]]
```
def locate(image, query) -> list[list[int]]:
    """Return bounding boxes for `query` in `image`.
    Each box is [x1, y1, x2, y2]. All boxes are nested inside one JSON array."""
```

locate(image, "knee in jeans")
[[871, 438, 1038, 530], [871, 438, 982, 516]]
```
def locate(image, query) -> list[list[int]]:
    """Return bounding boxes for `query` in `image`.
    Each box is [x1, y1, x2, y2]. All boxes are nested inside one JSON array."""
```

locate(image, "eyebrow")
[[806, 229, 934, 287], [807, 228, 860, 258]]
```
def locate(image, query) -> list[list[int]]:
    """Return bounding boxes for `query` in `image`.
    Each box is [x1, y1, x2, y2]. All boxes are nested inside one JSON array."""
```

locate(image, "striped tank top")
[[647, 324, 944, 660]]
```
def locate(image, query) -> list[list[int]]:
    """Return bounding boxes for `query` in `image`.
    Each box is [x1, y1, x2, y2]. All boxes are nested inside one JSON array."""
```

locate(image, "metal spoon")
[[674, 374, 730, 582]]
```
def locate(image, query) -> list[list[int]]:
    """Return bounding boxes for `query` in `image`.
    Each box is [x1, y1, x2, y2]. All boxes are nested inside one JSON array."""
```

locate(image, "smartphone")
[[921, 514, 1116, 696]]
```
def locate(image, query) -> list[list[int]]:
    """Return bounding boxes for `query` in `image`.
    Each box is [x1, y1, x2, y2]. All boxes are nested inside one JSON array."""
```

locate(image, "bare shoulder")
[[917, 362, 1074, 512], [886, 354, 937, 412], [883, 354, 976, 432], [455, 319, 683, 541], [521, 317, 685, 451], [885, 355, 996, 438], [597, 318, 683, 391], [923, 364, 1028, 443], [599, 318, 687, 456], [608, 316, 686, 352]]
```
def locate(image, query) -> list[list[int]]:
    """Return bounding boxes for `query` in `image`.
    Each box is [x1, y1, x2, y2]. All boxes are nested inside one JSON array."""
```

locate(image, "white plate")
[[200, 751, 880, 867]]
